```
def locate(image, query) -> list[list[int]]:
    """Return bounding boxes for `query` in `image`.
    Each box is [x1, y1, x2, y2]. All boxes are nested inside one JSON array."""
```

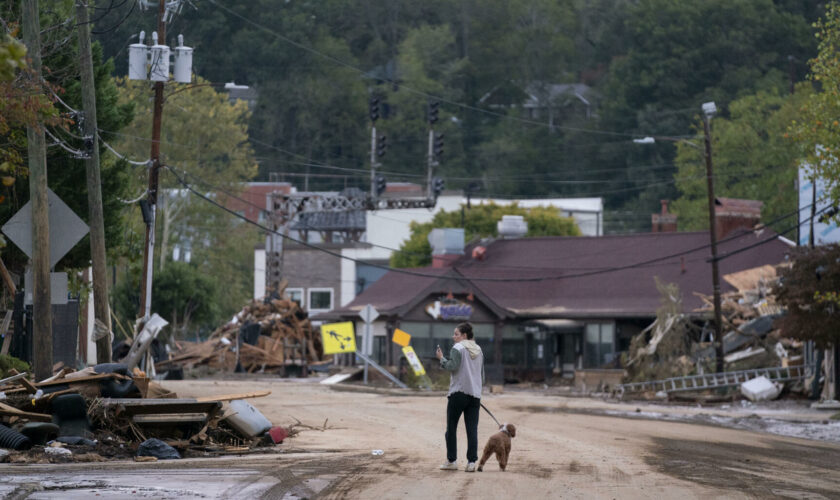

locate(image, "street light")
[[701, 101, 725, 374], [634, 101, 726, 373]]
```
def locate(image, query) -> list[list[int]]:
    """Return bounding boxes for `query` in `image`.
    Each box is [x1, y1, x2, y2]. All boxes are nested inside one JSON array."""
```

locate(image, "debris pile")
[[621, 265, 807, 398], [0, 365, 289, 463], [156, 295, 323, 375]]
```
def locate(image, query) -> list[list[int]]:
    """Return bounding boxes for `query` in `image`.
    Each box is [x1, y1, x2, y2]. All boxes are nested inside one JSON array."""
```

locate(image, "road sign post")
[[359, 304, 379, 384]]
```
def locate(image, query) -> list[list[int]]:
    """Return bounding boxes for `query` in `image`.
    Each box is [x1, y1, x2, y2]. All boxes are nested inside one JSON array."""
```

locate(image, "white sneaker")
[[465, 462, 476, 472], [439, 461, 458, 471]]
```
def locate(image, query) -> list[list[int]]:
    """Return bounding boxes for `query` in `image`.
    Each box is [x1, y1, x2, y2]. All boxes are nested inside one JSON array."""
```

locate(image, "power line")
[[167, 164, 806, 283]]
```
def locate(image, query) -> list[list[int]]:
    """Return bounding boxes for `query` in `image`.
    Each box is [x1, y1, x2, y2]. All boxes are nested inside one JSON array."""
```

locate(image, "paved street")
[[2, 379, 839, 499]]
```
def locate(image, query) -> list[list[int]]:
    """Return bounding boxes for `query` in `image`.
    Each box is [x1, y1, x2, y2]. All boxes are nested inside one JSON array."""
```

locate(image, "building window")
[[308, 288, 333, 311], [584, 323, 615, 368], [287, 288, 303, 307]]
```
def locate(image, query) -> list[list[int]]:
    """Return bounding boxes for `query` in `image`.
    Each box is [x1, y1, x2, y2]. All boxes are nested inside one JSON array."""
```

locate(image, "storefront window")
[[584, 322, 616, 368]]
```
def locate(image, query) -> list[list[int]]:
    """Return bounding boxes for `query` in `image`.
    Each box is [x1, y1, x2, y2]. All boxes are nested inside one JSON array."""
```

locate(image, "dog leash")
[[480, 402, 501, 427]]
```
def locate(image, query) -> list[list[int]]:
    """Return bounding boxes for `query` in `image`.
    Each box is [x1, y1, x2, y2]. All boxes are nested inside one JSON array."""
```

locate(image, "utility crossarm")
[[268, 192, 435, 213], [265, 191, 436, 294]]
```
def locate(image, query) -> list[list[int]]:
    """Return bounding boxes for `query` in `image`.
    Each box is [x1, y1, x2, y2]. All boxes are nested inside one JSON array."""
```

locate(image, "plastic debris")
[[136, 438, 181, 460]]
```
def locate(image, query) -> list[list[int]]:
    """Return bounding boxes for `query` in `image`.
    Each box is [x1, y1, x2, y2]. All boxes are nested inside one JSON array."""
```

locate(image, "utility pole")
[[22, 0, 53, 381], [139, 0, 167, 320], [702, 102, 725, 374], [76, 0, 111, 363]]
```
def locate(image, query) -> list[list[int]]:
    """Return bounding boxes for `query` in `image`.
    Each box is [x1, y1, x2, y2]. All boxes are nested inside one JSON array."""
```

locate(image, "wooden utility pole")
[[76, 0, 111, 363], [22, 0, 53, 381], [702, 106, 724, 374], [138, 0, 166, 319]]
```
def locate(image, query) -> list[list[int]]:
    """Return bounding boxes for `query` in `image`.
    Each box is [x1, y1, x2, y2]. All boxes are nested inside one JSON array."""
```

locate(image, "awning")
[[528, 319, 584, 331]]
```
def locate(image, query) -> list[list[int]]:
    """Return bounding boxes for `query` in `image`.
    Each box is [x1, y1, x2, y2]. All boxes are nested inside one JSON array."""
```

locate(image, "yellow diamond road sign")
[[321, 321, 357, 354], [392, 328, 411, 347]]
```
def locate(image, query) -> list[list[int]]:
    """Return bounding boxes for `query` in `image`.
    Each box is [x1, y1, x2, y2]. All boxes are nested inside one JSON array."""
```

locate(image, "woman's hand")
[[435, 346, 443, 360]]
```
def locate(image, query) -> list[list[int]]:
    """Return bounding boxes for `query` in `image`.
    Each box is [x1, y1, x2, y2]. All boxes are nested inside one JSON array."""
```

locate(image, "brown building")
[[320, 226, 793, 382]]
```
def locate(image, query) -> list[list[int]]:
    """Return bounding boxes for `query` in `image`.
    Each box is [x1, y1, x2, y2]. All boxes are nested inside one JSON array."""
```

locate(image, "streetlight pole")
[[701, 101, 725, 373]]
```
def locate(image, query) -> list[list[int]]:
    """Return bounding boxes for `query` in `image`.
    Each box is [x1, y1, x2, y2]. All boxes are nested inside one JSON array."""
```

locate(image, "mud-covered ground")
[[2, 378, 839, 499]]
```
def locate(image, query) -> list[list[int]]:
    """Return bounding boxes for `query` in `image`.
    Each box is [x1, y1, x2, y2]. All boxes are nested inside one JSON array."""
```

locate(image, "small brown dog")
[[477, 423, 516, 471]]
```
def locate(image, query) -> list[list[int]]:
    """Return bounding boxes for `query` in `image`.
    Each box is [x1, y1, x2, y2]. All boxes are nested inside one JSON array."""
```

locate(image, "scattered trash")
[[155, 291, 320, 375], [741, 376, 781, 402], [44, 446, 72, 456], [136, 438, 181, 460], [268, 426, 288, 444], [0, 423, 31, 450], [54, 436, 98, 446], [371, 449, 384, 456], [224, 399, 272, 437], [20, 422, 59, 445]]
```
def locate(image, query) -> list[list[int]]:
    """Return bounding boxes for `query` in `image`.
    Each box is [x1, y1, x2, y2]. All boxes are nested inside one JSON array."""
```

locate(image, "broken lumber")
[[194, 391, 271, 403], [0, 401, 52, 422]]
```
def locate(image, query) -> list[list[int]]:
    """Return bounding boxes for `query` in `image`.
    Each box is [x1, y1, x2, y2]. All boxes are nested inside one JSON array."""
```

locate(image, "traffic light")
[[375, 174, 387, 196], [376, 134, 387, 157], [428, 100, 440, 124], [433, 176, 445, 197], [369, 97, 380, 122], [433, 132, 444, 159]]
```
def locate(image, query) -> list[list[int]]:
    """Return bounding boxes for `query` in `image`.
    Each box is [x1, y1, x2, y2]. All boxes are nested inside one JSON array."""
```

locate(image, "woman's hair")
[[456, 322, 474, 340]]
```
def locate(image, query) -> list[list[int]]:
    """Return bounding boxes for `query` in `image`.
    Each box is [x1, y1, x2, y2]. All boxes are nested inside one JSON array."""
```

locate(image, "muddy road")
[[2, 378, 838, 499]]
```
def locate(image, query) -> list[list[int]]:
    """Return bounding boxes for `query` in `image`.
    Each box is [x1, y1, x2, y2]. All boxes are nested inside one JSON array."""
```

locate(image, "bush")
[[0, 354, 29, 378]]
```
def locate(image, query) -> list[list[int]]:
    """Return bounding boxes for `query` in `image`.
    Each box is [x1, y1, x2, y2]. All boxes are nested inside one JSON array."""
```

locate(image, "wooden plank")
[[194, 391, 271, 403], [0, 310, 14, 356], [36, 373, 121, 387], [0, 256, 16, 294], [133, 414, 208, 424], [100, 398, 221, 416], [0, 372, 27, 387], [0, 401, 52, 422], [18, 376, 38, 393]]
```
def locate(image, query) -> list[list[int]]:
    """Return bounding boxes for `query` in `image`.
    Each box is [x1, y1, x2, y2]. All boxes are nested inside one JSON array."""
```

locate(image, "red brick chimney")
[[715, 198, 762, 240], [652, 200, 678, 232]]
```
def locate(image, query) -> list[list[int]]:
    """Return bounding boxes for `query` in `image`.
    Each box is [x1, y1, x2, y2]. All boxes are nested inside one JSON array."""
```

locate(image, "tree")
[[0, 5, 134, 275], [112, 260, 221, 339], [598, 0, 814, 224], [111, 76, 257, 268], [774, 244, 840, 347], [791, 1, 840, 213], [671, 88, 808, 232], [391, 203, 580, 268], [109, 76, 259, 329]]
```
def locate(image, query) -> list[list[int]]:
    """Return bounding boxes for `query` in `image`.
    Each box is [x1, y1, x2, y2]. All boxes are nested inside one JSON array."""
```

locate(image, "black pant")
[[445, 391, 480, 463]]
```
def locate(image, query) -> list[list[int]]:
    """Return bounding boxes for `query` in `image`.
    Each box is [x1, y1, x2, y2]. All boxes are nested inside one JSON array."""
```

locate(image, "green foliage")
[[671, 88, 808, 233], [791, 1, 840, 214], [0, 33, 26, 81], [152, 261, 220, 337], [90, 0, 820, 227], [0, 3, 134, 276], [107, 76, 258, 332], [0, 353, 29, 378], [391, 203, 580, 268], [774, 244, 840, 347], [113, 260, 222, 339]]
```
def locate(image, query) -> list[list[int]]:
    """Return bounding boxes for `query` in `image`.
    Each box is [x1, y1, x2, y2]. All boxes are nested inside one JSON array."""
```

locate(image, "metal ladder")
[[618, 364, 814, 396]]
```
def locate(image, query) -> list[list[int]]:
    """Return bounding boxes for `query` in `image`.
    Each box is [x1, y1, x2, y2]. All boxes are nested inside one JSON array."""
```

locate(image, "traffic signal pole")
[[426, 129, 435, 200]]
